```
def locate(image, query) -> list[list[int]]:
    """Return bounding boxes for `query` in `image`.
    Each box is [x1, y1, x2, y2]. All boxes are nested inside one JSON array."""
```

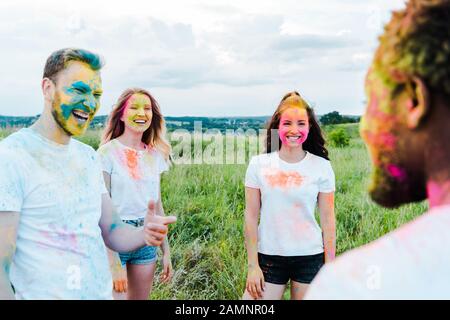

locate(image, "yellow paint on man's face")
[[51, 61, 102, 136], [121, 93, 153, 133], [360, 67, 398, 148], [360, 65, 413, 205]]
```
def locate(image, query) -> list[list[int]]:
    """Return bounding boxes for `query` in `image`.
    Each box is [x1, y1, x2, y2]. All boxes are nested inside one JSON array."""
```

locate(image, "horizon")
[[0, 112, 362, 119]]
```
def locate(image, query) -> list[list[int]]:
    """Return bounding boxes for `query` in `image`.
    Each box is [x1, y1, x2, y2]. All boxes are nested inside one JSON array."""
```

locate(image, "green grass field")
[[0, 124, 427, 299]]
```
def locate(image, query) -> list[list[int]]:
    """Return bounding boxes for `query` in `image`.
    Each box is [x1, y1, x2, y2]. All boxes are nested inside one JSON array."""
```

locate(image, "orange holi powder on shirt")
[[124, 149, 140, 179], [264, 170, 304, 188]]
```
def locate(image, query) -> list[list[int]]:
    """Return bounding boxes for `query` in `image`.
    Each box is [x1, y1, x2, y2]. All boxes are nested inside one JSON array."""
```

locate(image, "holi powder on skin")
[[122, 93, 153, 133], [363, 131, 397, 151], [60, 81, 98, 119], [109, 223, 119, 234], [386, 164, 407, 182], [116, 93, 154, 180], [278, 107, 309, 147], [52, 62, 102, 136], [0, 227, 17, 272], [360, 67, 414, 204]]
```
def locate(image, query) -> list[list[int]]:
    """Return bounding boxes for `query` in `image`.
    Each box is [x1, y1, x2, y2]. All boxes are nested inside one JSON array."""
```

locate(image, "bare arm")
[[0, 211, 19, 300], [318, 192, 336, 263], [99, 171, 145, 253], [99, 190, 170, 253], [244, 187, 261, 269], [99, 176, 176, 253], [102, 172, 127, 292], [102, 172, 125, 262], [244, 186, 265, 298]]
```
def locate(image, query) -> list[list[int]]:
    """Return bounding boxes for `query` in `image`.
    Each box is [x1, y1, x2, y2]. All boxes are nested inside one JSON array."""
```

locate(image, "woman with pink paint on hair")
[[97, 88, 173, 300], [242, 91, 336, 300]]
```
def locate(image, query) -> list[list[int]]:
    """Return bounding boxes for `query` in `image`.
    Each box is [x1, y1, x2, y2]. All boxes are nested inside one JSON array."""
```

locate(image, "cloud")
[[273, 34, 360, 51], [0, 0, 407, 117]]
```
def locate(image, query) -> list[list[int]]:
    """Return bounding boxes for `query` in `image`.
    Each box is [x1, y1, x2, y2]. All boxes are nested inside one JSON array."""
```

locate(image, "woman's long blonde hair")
[[101, 88, 171, 161]]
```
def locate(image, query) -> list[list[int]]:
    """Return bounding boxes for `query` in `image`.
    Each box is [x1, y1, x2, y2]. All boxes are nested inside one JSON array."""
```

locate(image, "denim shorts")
[[119, 218, 158, 266], [258, 252, 324, 285]]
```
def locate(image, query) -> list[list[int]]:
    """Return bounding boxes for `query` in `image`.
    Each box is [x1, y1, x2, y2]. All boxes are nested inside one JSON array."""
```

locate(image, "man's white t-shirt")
[[97, 139, 169, 220], [245, 151, 335, 256], [0, 128, 112, 300], [305, 205, 450, 299]]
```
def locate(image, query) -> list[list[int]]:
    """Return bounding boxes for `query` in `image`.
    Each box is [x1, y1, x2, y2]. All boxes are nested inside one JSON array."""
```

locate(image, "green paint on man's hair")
[[63, 49, 103, 71], [43, 48, 104, 81], [374, 0, 450, 98]]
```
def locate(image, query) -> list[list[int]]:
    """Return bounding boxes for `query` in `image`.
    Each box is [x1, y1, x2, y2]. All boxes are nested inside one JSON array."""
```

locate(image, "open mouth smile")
[[72, 110, 90, 122], [287, 135, 302, 142], [133, 119, 148, 125]]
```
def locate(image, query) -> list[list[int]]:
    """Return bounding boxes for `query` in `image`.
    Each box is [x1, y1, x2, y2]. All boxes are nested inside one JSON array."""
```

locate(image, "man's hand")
[[144, 201, 177, 247]]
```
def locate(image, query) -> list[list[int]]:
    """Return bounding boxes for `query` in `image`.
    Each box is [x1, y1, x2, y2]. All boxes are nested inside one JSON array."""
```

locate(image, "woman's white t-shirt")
[[245, 151, 335, 256], [98, 139, 169, 220]]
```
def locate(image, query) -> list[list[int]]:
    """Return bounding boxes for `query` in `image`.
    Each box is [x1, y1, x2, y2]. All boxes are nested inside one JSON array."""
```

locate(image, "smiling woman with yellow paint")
[[98, 88, 173, 300], [242, 92, 336, 300]]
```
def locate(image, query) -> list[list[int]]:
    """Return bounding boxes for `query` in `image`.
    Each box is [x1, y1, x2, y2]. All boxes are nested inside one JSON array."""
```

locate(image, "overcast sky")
[[0, 0, 405, 117]]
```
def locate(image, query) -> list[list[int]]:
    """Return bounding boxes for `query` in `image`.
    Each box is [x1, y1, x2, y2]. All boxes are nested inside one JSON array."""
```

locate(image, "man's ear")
[[42, 78, 55, 102], [406, 76, 430, 129]]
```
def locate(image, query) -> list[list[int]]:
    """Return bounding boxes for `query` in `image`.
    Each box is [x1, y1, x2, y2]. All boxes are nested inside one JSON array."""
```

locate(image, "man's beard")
[[51, 109, 74, 137], [368, 165, 427, 208], [51, 94, 75, 137]]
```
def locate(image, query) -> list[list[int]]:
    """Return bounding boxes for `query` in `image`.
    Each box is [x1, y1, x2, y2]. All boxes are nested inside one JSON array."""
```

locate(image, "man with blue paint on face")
[[0, 48, 176, 300]]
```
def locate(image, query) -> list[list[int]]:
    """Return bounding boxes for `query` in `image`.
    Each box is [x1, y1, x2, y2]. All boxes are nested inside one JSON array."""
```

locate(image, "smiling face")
[[278, 107, 310, 148], [360, 67, 426, 207], [51, 61, 102, 136], [121, 93, 153, 133]]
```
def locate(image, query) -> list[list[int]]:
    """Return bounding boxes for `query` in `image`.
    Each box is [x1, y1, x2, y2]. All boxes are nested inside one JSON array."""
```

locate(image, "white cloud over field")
[[0, 0, 405, 117]]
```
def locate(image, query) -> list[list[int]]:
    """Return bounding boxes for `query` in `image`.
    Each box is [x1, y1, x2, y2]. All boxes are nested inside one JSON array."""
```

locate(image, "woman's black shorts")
[[258, 252, 325, 285]]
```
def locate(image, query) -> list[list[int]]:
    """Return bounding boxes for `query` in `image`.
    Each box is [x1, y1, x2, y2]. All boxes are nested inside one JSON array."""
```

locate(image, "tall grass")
[[151, 126, 426, 299], [0, 124, 427, 299]]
